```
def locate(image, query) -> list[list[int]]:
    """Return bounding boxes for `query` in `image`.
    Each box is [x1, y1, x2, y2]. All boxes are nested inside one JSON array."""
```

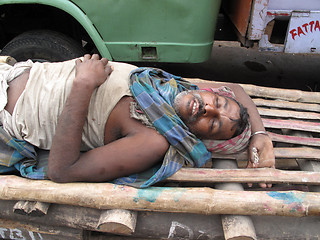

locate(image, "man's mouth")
[[192, 100, 197, 115]]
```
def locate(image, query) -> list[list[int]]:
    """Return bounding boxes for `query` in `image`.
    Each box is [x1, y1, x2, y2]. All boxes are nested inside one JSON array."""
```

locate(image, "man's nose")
[[204, 104, 220, 119]]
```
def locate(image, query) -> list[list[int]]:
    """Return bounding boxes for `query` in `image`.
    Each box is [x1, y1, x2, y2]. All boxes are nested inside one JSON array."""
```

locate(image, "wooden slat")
[[262, 118, 320, 133], [258, 108, 320, 120], [186, 79, 320, 103], [0, 56, 17, 65], [253, 98, 320, 113], [212, 147, 320, 160], [275, 147, 320, 159], [240, 83, 320, 103], [13, 200, 50, 217], [167, 168, 320, 185], [268, 132, 320, 147], [1, 175, 320, 217], [97, 209, 137, 235]]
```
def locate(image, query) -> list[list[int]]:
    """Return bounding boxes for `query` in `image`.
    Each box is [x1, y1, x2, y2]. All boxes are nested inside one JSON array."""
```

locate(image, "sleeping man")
[[0, 54, 275, 188]]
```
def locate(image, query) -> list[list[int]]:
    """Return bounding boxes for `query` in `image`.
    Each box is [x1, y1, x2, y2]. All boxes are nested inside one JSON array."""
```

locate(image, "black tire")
[[0, 30, 86, 62]]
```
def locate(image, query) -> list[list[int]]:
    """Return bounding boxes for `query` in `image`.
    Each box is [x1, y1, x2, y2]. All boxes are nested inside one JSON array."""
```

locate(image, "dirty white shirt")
[[0, 58, 137, 151]]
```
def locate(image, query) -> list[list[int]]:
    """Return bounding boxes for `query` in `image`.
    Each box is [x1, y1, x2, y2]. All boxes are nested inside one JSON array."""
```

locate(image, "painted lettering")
[[315, 20, 320, 31], [9, 228, 25, 240], [289, 20, 320, 40], [0, 227, 43, 240], [168, 221, 194, 239], [0, 228, 7, 238], [290, 29, 297, 40], [29, 231, 43, 240], [309, 21, 315, 32], [297, 26, 305, 37]]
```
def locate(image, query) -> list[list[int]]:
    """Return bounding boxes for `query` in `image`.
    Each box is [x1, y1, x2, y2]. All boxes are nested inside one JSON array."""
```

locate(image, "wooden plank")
[[212, 147, 320, 160], [262, 118, 320, 133], [253, 98, 320, 113], [0, 175, 320, 217], [97, 209, 137, 235], [237, 158, 299, 170], [268, 132, 320, 147], [240, 84, 320, 103], [13, 201, 50, 217], [0, 56, 16, 65], [186, 79, 320, 103], [167, 168, 320, 185], [274, 147, 320, 159], [258, 107, 320, 120]]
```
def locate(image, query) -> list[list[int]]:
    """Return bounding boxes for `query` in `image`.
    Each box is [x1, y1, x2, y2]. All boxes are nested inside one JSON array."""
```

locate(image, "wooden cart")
[[0, 56, 320, 239]]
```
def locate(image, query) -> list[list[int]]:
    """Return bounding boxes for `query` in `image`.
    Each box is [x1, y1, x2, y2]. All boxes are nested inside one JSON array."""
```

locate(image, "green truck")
[[0, 0, 221, 62]]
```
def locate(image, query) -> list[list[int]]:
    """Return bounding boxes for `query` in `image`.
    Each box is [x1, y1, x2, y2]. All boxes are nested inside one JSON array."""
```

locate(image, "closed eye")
[[210, 118, 215, 130], [216, 96, 219, 108]]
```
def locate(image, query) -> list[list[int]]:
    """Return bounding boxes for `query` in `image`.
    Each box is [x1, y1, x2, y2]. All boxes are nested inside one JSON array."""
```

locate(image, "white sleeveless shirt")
[[4, 59, 137, 151]]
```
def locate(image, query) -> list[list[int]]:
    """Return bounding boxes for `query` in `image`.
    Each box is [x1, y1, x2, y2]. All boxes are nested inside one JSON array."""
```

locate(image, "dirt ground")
[[136, 41, 320, 92]]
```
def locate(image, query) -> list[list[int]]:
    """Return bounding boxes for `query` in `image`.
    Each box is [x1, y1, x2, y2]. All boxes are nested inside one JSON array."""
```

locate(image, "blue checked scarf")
[[0, 126, 47, 179], [113, 68, 211, 188]]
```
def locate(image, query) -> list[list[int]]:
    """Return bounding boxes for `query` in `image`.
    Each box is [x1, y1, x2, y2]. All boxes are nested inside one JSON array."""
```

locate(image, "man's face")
[[173, 90, 240, 140]]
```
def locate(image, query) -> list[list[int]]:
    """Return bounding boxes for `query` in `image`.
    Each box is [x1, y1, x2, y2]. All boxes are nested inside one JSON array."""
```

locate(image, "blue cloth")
[[0, 126, 47, 179], [113, 68, 211, 188]]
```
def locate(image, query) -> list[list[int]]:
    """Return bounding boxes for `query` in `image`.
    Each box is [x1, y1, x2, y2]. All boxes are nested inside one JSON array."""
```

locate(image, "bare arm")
[[47, 55, 169, 183], [47, 54, 111, 181]]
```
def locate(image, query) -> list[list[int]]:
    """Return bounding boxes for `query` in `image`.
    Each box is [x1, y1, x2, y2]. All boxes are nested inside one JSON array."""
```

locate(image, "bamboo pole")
[[0, 175, 320, 217], [258, 108, 320, 120], [212, 147, 320, 161], [274, 147, 320, 159], [262, 118, 320, 133], [0, 56, 17, 65], [13, 200, 50, 217], [253, 98, 320, 113], [186, 79, 320, 104], [167, 168, 320, 185], [97, 209, 137, 235], [240, 84, 320, 103], [268, 132, 320, 147]]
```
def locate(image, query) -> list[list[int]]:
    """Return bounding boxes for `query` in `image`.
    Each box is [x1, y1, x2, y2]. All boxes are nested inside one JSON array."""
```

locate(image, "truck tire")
[[0, 30, 86, 62]]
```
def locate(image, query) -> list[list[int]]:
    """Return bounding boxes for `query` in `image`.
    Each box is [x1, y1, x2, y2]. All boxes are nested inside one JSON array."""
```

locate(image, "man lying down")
[[0, 54, 275, 188]]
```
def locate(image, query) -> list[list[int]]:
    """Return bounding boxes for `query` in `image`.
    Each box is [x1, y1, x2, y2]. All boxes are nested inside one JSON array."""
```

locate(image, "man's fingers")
[[259, 183, 267, 188], [83, 54, 91, 60], [91, 54, 100, 60], [105, 65, 113, 76], [101, 58, 109, 66], [248, 182, 272, 188], [75, 59, 82, 66], [259, 182, 273, 188]]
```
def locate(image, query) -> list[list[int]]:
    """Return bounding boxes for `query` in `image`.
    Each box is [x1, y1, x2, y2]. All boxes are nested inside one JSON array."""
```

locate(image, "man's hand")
[[247, 133, 275, 188], [75, 54, 112, 89]]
